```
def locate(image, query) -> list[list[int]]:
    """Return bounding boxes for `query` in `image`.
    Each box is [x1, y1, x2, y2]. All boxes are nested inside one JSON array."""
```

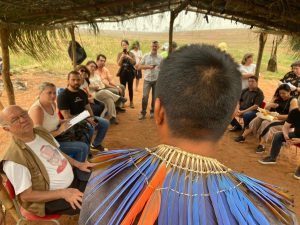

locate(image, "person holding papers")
[[280, 60, 300, 97], [57, 71, 109, 152], [29, 82, 90, 181]]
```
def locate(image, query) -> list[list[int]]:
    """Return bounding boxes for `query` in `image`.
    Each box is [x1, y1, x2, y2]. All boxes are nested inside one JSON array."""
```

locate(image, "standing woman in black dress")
[[117, 39, 136, 108]]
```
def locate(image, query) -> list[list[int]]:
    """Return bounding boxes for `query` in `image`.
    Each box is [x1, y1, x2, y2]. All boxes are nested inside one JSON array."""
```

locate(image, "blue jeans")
[[270, 132, 299, 159], [58, 141, 90, 181], [230, 110, 257, 128], [141, 80, 156, 115], [87, 116, 109, 147]]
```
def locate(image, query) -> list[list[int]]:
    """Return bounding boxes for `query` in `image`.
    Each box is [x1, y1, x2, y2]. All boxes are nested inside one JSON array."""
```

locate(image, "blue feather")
[[207, 174, 230, 225], [85, 155, 154, 225], [198, 175, 217, 225], [178, 170, 187, 225], [109, 158, 160, 225], [192, 176, 200, 225], [187, 171, 193, 225], [158, 170, 172, 225], [167, 169, 180, 225]]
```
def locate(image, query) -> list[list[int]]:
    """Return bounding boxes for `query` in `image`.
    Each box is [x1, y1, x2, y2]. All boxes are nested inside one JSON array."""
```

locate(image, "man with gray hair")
[[0, 105, 95, 216], [138, 40, 163, 120], [259, 97, 300, 179]]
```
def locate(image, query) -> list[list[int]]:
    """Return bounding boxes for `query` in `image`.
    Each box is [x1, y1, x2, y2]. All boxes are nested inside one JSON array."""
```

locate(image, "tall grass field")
[[4, 29, 298, 80]]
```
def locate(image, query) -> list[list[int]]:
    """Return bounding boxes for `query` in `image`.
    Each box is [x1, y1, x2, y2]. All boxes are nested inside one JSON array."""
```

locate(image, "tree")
[[267, 35, 284, 72]]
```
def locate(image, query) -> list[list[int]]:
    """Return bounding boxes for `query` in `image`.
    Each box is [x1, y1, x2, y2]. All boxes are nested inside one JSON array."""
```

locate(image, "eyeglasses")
[[79, 69, 87, 73], [9, 111, 29, 125]]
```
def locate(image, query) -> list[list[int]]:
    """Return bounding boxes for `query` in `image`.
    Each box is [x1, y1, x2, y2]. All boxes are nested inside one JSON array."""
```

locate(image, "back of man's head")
[[156, 44, 241, 141]]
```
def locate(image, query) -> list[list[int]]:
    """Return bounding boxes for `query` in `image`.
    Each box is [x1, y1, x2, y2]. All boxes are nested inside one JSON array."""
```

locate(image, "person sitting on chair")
[[0, 105, 95, 217], [229, 76, 264, 132], [259, 97, 300, 180], [234, 84, 298, 153]]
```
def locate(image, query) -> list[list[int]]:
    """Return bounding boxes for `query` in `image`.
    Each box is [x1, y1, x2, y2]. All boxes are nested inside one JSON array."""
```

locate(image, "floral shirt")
[[280, 71, 300, 97]]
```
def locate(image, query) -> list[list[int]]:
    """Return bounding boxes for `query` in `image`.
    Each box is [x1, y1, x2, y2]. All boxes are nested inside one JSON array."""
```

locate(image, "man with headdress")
[[80, 44, 297, 225]]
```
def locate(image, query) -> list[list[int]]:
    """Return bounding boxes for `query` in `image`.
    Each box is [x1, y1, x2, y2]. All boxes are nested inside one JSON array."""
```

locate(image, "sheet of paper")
[[69, 110, 90, 127]]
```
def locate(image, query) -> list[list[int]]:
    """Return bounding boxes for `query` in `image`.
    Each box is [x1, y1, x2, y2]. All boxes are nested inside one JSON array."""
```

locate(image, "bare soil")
[[0, 64, 299, 224]]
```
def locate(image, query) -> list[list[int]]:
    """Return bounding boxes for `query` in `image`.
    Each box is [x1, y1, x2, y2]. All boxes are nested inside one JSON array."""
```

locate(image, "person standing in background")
[[130, 41, 143, 91], [117, 40, 136, 108]]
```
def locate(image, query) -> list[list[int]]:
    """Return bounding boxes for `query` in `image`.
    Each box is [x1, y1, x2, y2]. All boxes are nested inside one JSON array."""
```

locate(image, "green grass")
[[3, 29, 297, 79]]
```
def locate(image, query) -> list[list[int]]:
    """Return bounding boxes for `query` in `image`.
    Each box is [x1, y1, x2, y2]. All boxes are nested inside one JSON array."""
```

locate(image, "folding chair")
[[3, 177, 60, 225]]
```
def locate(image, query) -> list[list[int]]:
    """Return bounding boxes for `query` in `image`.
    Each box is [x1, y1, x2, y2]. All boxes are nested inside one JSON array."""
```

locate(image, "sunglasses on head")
[[79, 69, 87, 73]]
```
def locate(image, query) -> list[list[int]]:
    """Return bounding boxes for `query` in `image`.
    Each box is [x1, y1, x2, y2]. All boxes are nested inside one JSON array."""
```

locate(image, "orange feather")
[[120, 162, 167, 225], [137, 186, 162, 225]]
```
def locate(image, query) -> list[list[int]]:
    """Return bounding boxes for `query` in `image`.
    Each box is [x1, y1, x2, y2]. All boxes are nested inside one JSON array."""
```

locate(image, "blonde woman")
[[29, 82, 90, 180]]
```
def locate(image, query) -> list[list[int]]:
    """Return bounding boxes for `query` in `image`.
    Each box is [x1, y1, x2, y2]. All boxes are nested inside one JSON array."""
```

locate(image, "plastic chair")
[[3, 178, 60, 225]]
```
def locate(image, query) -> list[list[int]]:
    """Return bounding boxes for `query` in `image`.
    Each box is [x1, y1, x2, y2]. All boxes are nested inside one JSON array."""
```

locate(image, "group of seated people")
[[0, 54, 131, 217], [230, 60, 300, 179]]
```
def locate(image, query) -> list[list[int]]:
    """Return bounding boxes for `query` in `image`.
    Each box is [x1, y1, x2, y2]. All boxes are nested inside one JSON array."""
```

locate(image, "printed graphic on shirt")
[[40, 145, 68, 174], [74, 96, 83, 103]]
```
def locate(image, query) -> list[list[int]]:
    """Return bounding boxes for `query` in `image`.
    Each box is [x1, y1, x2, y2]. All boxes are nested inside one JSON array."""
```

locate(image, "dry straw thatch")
[[0, 0, 299, 58]]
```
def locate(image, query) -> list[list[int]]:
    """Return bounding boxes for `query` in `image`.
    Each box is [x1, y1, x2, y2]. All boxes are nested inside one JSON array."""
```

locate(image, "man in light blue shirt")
[[138, 41, 163, 120]]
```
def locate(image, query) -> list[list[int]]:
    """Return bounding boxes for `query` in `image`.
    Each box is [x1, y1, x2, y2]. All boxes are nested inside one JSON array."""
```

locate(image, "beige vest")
[[1, 127, 59, 217]]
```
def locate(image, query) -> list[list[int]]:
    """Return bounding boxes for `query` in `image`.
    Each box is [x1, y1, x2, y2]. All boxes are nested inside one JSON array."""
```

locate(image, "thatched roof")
[[0, 0, 300, 35]]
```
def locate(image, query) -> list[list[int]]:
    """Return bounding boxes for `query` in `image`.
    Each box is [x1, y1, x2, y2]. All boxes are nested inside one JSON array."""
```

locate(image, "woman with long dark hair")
[[117, 39, 136, 108], [234, 83, 298, 152]]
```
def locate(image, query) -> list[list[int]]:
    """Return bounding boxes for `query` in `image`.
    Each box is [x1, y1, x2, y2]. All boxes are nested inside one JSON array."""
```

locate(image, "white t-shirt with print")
[[3, 135, 74, 195], [239, 64, 256, 89]]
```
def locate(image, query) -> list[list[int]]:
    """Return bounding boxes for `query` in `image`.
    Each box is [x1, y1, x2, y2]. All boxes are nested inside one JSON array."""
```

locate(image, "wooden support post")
[[0, 27, 15, 105], [168, 11, 176, 55], [168, 1, 189, 55], [255, 32, 268, 77], [69, 26, 77, 69]]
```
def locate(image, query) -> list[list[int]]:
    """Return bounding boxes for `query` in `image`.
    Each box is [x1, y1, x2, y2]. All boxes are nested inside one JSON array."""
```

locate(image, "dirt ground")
[[0, 64, 299, 224]]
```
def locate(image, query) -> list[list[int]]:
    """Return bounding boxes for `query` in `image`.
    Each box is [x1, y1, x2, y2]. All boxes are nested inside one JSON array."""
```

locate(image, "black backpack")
[[68, 41, 87, 65]]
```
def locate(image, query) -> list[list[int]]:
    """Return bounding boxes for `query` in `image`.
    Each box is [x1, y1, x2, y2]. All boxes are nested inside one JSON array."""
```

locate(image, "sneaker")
[[110, 117, 119, 125], [229, 125, 243, 132], [150, 112, 154, 119], [255, 145, 265, 154], [116, 106, 126, 113], [234, 136, 245, 143], [258, 156, 277, 165], [130, 102, 135, 108], [138, 113, 146, 120], [90, 144, 106, 152], [294, 166, 300, 180]]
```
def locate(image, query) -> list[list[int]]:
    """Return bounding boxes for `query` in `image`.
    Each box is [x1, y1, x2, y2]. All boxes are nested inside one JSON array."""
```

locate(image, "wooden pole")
[[68, 26, 77, 69], [0, 27, 15, 105], [255, 32, 268, 77], [168, 11, 175, 55], [168, 1, 189, 55]]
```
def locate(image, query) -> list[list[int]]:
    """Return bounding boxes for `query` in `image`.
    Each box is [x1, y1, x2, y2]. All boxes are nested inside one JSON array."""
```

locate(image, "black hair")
[[75, 65, 90, 84], [86, 60, 98, 68], [274, 83, 291, 99], [121, 39, 129, 46], [96, 54, 106, 61], [67, 70, 80, 80], [248, 75, 258, 82], [291, 60, 300, 68], [156, 44, 242, 141]]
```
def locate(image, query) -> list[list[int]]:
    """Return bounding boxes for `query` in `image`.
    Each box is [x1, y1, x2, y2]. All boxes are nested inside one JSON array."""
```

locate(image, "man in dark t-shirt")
[[259, 98, 300, 179], [58, 88, 89, 115], [57, 71, 109, 151], [229, 76, 264, 131]]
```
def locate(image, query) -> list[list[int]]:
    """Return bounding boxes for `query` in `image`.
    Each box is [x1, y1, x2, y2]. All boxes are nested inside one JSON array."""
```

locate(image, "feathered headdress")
[[79, 145, 297, 225]]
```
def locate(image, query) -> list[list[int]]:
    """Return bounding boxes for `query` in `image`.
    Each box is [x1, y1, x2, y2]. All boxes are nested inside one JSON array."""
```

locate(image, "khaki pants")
[[93, 90, 119, 118]]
